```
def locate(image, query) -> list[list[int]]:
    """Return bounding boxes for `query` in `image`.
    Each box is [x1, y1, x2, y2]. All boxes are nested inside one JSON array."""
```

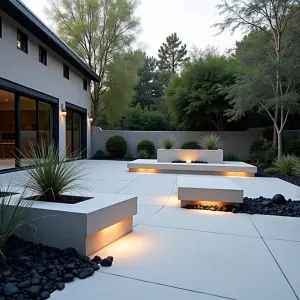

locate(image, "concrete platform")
[[128, 159, 257, 176], [177, 176, 244, 207], [6, 192, 137, 255]]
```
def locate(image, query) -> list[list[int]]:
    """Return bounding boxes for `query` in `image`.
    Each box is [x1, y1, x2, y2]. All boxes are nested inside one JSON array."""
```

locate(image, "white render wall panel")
[[0, 10, 92, 157]]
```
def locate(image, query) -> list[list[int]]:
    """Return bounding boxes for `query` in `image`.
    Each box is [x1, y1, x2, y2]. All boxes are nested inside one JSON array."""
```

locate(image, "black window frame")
[[39, 45, 47, 66], [17, 29, 28, 54], [83, 79, 88, 91], [0, 16, 2, 39], [63, 64, 69, 80]]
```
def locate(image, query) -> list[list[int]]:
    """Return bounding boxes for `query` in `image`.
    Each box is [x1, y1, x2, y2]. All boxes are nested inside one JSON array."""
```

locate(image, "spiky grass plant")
[[199, 133, 223, 150], [162, 136, 176, 149], [264, 154, 300, 177], [18, 142, 87, 202], [0, 186, 35, 260]]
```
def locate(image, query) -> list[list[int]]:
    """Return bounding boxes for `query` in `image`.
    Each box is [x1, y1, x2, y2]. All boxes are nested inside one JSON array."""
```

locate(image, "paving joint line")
[[139, 223, 261, 239], [116, 173, 141, 194], [97, 271, 237, 300], [247, 214, 300, 300]]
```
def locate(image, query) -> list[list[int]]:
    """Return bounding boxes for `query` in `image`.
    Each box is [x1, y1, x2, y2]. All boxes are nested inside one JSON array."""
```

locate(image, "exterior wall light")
[[61, 104, 67, 116], [88, 115, 94, 122]]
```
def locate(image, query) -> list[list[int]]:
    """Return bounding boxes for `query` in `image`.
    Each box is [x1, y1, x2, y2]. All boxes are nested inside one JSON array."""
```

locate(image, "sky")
[[20, 0, 243, 57]]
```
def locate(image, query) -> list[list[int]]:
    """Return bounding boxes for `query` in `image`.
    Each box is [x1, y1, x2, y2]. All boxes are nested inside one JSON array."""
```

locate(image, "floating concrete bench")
[[157, 149, 223, 163], [177, 176, 244, 207], [128, 159, 257, 177], [8, 192, 137, 256]]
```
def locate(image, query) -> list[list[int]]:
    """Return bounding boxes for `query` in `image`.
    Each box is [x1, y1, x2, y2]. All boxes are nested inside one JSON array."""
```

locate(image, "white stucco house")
[[0, 0, 99, 171]]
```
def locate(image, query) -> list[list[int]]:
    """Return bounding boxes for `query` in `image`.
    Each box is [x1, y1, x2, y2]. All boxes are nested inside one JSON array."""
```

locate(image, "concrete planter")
[[7, 192, 137, 256], [157, 149, 223, 163]]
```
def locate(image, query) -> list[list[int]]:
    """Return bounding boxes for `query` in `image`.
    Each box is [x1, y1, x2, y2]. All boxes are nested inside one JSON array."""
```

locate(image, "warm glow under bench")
[[128, 159, 257, 177]]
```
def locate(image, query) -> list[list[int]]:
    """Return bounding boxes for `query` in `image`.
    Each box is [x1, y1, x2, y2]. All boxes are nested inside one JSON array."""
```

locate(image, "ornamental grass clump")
[[0, 186, 35, 260], [162, 136, 176, 149], [18, 142, 87, 202], [199, 133, 223, 150], [264, 154, 300, 177]]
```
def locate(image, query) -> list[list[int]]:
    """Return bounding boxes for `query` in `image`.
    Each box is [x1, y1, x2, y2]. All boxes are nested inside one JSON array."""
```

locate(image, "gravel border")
[[0, 236, 113, 299], [184, 195, 300, 218]]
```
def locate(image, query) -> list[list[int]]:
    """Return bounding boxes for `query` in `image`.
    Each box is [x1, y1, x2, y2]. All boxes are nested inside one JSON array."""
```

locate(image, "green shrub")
[[249, 135, 276, 168], [284, 139, 300, 156], [181, 141, 201, 149], [125, 153, 133, 159], [138, 150, 149, 159], [137, 140, 155, 156], [250, 139, 265, 153], [106, 135, 127, 158], [162, 136, 176, 149], [224, 152, 239, 161], [265, 154, 300, 176], [93, 150, 105, 159], [261, 126, 273, 142], [200, 133, 223, 150], [18, 142, 86, 202]]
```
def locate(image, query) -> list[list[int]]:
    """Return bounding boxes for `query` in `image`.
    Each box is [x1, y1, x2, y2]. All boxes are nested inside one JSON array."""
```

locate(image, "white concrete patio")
[[2, 160, 300, 300]]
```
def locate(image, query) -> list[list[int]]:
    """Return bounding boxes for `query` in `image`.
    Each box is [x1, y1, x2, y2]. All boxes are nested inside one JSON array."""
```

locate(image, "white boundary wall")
[[91, 127, 300, 160]]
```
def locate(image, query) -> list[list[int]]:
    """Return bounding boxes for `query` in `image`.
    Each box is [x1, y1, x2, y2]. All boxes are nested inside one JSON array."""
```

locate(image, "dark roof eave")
[[0, 0, 99, 82]]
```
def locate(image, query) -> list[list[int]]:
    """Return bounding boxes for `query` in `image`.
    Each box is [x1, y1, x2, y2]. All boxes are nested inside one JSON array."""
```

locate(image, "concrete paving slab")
[[96, 225, 296, 300], [142, 206, 260, 237], [119, 173, 177, 195], [265, 239, 300, 299], [134, 205, 163, 225], [232, 177, 300, 200], [249, 214, 300, 241], [50, 271, 223, 300], [88, 179, 131, 194]]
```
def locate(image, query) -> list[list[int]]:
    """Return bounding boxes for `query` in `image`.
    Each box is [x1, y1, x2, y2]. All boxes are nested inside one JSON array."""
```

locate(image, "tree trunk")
[[273, 106, 278, 148], [277, 130, 282, 158]]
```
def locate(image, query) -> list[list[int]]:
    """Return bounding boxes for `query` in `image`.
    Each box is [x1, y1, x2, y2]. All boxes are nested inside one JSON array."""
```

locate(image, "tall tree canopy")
[[215, 0, 300, 156], [158, 33, 189, 76], [132, 54, 163, 109], [45, 0, 141, 124], [165, 49, 238, 131]]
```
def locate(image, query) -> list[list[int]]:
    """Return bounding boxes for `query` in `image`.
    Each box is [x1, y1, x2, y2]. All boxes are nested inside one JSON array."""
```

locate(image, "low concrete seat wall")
[[157, 149, 223, 163], [177, 176, 244, 207], [7, 192, 137, 256]]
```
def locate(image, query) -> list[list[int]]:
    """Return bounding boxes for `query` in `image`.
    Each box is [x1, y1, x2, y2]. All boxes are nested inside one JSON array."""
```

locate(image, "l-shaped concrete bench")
[[8, 192, 137, 255]]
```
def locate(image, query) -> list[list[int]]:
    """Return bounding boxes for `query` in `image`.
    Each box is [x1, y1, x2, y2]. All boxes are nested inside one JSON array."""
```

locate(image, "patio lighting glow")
[[88, 115, 94, 122], [61, 104, 67, 116], [223, 172, 249, 177]]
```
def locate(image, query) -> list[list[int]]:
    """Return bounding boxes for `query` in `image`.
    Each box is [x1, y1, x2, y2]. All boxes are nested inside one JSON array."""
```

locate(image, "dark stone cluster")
[[172, 160, 208, 164], [0, 236, 113, 299], [184, 194, 300, 218]]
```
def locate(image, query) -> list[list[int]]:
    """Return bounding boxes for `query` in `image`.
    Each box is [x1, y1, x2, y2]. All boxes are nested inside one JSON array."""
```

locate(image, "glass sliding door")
[[65, 109, 85, 158], [20, 96, 37, 166], [0, 89, 15, 170], [39, 101, 53, 148], [73, 112, 81, 154]]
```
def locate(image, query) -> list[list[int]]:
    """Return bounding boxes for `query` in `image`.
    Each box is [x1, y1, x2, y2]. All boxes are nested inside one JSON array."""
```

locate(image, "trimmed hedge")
[[106, 135, 127, 158], [137, 140, 155, 156], [181, 141, 201, 149]]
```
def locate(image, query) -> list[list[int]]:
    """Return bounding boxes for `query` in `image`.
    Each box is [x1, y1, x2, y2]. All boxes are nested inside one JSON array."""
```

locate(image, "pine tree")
[[158, 33, 189, 74]]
